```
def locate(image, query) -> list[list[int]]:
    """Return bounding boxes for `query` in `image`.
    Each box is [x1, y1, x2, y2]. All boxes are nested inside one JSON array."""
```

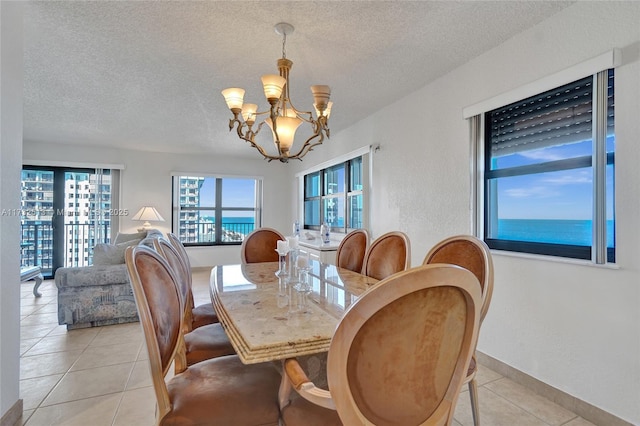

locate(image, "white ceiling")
[[23, 1, 574, 158]]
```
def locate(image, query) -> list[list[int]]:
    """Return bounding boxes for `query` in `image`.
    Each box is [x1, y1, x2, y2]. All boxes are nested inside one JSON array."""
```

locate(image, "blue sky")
[[198, 178, 256, 217], [494, 138, 614, 220]]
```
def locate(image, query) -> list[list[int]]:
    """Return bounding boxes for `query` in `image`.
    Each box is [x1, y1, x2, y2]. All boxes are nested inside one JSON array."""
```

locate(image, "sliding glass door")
[[20, 166, 116, 278]]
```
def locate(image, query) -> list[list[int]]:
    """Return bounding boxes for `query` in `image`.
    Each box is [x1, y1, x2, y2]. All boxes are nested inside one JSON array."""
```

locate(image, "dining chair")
[[153, 238, 235, 369], [335, 229, 369, 273], [240, 227, 286, 264], [361, 231, 411, 280], [166, 232, 218, 329], [423, 234, 494, 426], [279, 263, 482, 425], [125, 245, 281, 425]]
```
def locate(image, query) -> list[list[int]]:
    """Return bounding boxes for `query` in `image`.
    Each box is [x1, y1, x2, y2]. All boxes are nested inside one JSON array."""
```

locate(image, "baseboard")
[[476, 352, 632, 426], [0, 399, 23, 426]]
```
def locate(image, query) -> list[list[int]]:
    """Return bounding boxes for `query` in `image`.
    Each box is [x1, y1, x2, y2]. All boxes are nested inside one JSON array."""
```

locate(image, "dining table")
[[209, 260, 379, 365]]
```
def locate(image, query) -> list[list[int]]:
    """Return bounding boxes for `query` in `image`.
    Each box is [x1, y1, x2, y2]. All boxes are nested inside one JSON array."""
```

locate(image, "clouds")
[[504, 185, 560, 198], [497, 170, 593, 219], [502, 170, 592, 201]]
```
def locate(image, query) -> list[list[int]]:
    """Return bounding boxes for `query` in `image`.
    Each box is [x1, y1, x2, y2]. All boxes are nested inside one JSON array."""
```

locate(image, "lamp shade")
[[241, 103, 258, 125], [132, 206, 165, 229], [310, 85, 331, 110], [221, 88, 245, 111], [261, 74, 286, 101], [266, 115, 303, 154]]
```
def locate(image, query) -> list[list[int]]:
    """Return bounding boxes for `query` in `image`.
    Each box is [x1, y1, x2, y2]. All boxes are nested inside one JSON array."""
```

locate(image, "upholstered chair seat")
[[191, 303, 218, 329], [164, 355, 280, 425], [183, 323, 235, 366], [281, 393, 342, 426]]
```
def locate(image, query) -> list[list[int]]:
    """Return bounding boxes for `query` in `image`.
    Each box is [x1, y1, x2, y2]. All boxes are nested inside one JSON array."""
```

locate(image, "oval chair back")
[[335, 229, 369, 273], [240, 227, 286, 264], [422, 234, 494, 426], [327, 264, 482, 425], [125, 245, 183, 421], [361, 231, 411, 280]]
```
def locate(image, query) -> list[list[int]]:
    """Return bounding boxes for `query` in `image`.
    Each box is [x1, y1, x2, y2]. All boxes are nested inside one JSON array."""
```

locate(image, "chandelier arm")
[[287, 125, 327, 160], [269, 104, 285, 155], [283, 99, 314, 120], [228, 116, 274, 160]]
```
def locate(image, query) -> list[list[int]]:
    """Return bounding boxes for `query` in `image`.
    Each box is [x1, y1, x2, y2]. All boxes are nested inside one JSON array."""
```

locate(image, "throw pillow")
[[114, 231, 147, 245], [93, 239, 142, 265]]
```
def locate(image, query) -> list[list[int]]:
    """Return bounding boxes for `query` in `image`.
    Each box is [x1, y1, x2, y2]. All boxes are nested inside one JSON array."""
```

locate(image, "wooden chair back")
[[327, 264, 481, 425], [335, 229, 369, 273], [240, 227, 286, 264], [153, 238, 194, 333], [423, 235, 494, 322], [361, 231, 411, 280], [125, 245, 183, 422], [166, 233, 193, 289]]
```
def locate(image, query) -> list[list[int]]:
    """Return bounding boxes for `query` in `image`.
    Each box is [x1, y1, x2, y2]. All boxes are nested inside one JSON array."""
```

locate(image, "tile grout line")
[[481, 377, 577, 426]]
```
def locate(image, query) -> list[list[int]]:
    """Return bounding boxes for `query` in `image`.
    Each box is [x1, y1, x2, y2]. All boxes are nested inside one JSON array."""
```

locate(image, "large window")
[[20, 166, 117, 277], [172, 175, 261, 245], [303, 156, 364, 233], [477, 69, 614, 263]]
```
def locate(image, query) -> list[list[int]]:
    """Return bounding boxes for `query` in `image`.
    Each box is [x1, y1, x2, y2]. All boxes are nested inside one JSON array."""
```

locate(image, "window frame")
[[171, 175, 262, 246], [303, 156, 364, 233], [473, 68, 615, 264]]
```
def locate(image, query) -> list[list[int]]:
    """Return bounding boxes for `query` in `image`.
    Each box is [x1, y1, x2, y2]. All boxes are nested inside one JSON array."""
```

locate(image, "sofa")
[[55, 229, 162, 330]]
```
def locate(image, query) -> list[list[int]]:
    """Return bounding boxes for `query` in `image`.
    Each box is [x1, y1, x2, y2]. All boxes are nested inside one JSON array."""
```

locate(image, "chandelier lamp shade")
[[221, 22, 332, 163]]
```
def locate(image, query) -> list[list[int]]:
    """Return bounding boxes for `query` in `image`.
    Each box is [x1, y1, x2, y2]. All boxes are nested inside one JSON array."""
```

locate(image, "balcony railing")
[[180, 221, 254, 244], [20, 222, 111, 276]]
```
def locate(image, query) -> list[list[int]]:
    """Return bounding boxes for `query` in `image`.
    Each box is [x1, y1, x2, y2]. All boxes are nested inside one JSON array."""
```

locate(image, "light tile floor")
[[19, 270, 599, 426]]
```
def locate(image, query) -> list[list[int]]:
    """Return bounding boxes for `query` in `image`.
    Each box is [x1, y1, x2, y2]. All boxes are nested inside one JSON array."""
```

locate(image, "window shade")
[[488, 71, 614, 157]]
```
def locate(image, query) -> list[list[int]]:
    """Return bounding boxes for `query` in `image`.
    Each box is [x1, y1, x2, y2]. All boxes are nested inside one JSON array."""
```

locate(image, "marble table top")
[[210, 261, 379, 364]]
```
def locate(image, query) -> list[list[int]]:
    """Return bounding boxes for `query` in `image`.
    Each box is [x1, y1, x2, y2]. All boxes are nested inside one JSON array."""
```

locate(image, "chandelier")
[[221, 23, 332, 163]]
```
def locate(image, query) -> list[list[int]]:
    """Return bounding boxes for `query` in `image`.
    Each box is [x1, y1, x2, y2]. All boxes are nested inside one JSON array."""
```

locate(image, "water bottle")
[[293, 220, 300, 237], [321, 222, 330, 244]]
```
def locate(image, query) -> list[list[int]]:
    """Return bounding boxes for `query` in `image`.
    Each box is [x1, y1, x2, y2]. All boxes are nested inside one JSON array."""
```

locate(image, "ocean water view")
[[222, 217, 255, 225], [221, 217, 255, 237], [495, 219, 615, 247], [223, 217, 615, 247]]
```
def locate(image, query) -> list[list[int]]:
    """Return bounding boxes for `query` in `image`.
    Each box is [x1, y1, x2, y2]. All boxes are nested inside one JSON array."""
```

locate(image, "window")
[[20, 166, 117, 276], [172, 175, 262, 246], [477, 69, 614, 262], [303, 156, 364, 232]]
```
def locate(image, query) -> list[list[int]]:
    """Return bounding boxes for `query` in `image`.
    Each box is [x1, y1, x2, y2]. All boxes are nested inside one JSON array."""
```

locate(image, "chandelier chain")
[[281, 32, 287, 59]]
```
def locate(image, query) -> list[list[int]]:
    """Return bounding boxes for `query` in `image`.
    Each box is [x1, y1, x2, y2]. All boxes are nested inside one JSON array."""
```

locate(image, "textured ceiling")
[[23, 1, 573, 158]]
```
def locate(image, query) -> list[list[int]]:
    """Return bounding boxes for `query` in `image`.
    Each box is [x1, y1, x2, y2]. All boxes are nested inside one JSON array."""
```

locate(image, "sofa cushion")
[[93, 239, 141, 265], [55, 264, 130, 288], [114, 231, 147, 245]]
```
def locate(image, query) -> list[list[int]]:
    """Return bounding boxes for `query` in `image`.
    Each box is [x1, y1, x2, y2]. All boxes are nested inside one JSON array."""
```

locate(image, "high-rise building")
[[20, 170, 112, 275], [177, 176, 205, 243]]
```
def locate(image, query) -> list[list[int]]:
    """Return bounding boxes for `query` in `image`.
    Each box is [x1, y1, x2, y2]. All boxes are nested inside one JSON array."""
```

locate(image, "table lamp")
[[132, 206, 165, 231]]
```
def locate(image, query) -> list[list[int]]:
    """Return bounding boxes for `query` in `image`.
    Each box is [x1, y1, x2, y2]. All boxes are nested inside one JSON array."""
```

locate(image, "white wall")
[[0, 1, 23, 420], [291, 2, 640, 423], [22, 142, 293, 266], [13, 2, 640, 423]]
